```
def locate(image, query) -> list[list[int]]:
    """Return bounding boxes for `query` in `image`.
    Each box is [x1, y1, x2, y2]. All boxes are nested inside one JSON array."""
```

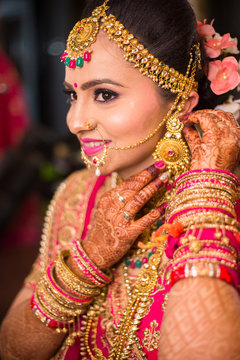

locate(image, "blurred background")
[[0, 0, 240, 324]]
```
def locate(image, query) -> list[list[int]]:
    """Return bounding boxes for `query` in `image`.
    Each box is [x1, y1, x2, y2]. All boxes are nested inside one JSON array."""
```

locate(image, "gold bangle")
[[176, 184, 237, 200], [55, 251, 101, 296], [167, 196, 235, 216], [173, 250, 237, 263], [170, 189, 234, 205], [168, 202, 236, 220], [174, 241, 237, 260], [175, 172, 239, 187], [172, 257, 238, 271]]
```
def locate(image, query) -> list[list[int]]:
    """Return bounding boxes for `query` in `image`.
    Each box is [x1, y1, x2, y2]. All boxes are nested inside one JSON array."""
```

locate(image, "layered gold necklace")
[[80, 239, 166, 360]]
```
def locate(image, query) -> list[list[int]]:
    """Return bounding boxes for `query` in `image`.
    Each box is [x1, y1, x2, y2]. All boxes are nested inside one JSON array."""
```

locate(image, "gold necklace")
[[83, 242, 166, 360]]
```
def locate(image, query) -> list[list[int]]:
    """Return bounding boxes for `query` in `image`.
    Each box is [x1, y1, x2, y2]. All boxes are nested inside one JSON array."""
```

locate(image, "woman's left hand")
[[182, 109, 240, 172]]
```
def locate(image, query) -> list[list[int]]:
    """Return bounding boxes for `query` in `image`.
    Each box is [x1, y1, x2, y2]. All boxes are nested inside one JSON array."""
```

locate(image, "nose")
[[66, 103, 97, 135]]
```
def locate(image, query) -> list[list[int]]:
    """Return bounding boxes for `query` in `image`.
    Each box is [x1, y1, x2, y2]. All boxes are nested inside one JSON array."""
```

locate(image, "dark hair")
[[81, 0, 230, 110]]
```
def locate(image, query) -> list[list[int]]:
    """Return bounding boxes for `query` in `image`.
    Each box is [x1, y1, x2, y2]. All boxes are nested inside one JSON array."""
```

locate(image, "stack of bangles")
[[165, 169, 240, 290], [31, 240, 112, 333]]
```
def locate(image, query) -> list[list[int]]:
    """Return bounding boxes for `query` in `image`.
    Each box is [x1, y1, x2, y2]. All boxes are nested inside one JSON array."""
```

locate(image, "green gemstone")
[[157, 220, 162, 227], [161, 62, 165, 66], [135, 259, 142, 268], [125, 259, 131, 267], [76, 57, 84, 67], [64, 57, 71, 66], [148, 252, 153, 259]]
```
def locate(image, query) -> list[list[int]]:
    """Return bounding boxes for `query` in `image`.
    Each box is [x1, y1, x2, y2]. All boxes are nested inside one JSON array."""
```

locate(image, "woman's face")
[[64, 31, 172, 179]]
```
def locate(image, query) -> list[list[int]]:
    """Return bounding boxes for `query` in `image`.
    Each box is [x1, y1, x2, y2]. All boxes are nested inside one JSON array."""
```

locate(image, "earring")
[[152, 114, 190, 178]]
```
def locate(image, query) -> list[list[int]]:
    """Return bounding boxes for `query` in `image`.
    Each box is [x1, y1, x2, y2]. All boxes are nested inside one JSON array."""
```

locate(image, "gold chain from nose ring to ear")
[[108, 92, 181, 151], [108, 46, 197, 152]]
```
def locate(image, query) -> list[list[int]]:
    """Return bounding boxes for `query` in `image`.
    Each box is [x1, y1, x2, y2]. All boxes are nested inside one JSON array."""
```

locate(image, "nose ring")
[[85, 121, 95, 131]]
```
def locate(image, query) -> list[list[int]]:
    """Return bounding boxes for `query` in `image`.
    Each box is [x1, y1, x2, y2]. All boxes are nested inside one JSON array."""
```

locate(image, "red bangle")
[[170, 263, 238, 289]]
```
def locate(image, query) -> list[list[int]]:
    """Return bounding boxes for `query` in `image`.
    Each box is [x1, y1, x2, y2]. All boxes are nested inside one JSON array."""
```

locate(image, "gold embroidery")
[[57, 225, 77, 244], [142, 320, 161, 352], [162, 293, 169, 311], [39, 169, 95, 269]]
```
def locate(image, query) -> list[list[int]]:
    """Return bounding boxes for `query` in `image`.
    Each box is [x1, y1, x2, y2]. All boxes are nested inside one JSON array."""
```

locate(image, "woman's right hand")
[[81, 162, 169, 269]]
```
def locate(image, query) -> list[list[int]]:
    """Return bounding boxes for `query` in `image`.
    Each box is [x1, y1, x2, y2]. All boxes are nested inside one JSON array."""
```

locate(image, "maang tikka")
[[61, 0, 109, 68]]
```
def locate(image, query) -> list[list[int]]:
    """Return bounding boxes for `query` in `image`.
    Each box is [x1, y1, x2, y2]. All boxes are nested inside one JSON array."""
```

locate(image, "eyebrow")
[[63, 79, 125, 91]]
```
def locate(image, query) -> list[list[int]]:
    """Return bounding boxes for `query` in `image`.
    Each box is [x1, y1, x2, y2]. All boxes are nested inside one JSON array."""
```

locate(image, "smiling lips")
[[81, 138, 112, 156]]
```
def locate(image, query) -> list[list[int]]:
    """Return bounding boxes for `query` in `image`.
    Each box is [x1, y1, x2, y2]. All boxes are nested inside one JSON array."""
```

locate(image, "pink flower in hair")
[[204, 33, 237, 58], [197, 19, 215, 38], [208, 56, 240, 95]]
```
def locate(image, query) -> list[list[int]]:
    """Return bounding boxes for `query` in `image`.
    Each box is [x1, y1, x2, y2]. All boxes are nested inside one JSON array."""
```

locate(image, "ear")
[[182, 90, 199, 114]]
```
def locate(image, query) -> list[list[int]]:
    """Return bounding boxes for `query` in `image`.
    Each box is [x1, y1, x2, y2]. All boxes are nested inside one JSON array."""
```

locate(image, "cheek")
[[103, 98, 162, 138]]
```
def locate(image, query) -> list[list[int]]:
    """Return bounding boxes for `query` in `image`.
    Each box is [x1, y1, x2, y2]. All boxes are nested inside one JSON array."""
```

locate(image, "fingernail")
[[159, 171, 170, 182], [155, 161, 165, 168]]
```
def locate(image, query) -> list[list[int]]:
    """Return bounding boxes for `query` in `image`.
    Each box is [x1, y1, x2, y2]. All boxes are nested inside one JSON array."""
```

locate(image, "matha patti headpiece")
[[61, 0, 200, 94]]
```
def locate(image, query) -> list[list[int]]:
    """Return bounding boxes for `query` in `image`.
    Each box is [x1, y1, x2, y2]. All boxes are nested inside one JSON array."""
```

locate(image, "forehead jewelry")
[[60, 0, 109, 68]]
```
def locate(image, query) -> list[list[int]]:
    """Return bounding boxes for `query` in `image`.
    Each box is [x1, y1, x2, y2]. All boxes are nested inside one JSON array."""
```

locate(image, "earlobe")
[[182, 90, 199, 114]]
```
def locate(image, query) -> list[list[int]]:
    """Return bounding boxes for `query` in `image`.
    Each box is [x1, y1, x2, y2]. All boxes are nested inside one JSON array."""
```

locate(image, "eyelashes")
[[63, 88, 119, 104], [94, 88, 119, 103], [63, 89, 77, 103]]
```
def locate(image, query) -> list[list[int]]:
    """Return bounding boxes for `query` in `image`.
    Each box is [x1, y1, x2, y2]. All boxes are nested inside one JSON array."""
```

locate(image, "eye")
[[94, 88, 118, 103], [63, 89, 77, 103]]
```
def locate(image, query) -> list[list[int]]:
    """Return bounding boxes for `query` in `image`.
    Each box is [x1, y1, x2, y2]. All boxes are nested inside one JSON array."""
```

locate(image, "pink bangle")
[[73, 239, 112, 285], [72, 242, 104, 287], [46, 263, 92, 304]]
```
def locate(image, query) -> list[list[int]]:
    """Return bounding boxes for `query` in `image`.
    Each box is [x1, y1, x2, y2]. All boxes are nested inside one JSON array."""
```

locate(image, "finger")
[[222, 112, 240, 140], [114, 161, 166, 201], [226, 112, 240, 128], [204, 110, 239, 129], [214, 121, 240, 154], [182, 125, 201, 154], [187, 111, 222, 139], [123, 171, 170, 216], [206, 110, 240, 143], [129, 204, 165, 235]]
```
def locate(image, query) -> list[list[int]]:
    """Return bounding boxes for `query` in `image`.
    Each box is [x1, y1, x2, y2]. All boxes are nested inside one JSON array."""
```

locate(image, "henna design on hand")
[[158, 278, 240, 360], [183, 110, 240, 172], [80, 163, 168, 269]]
